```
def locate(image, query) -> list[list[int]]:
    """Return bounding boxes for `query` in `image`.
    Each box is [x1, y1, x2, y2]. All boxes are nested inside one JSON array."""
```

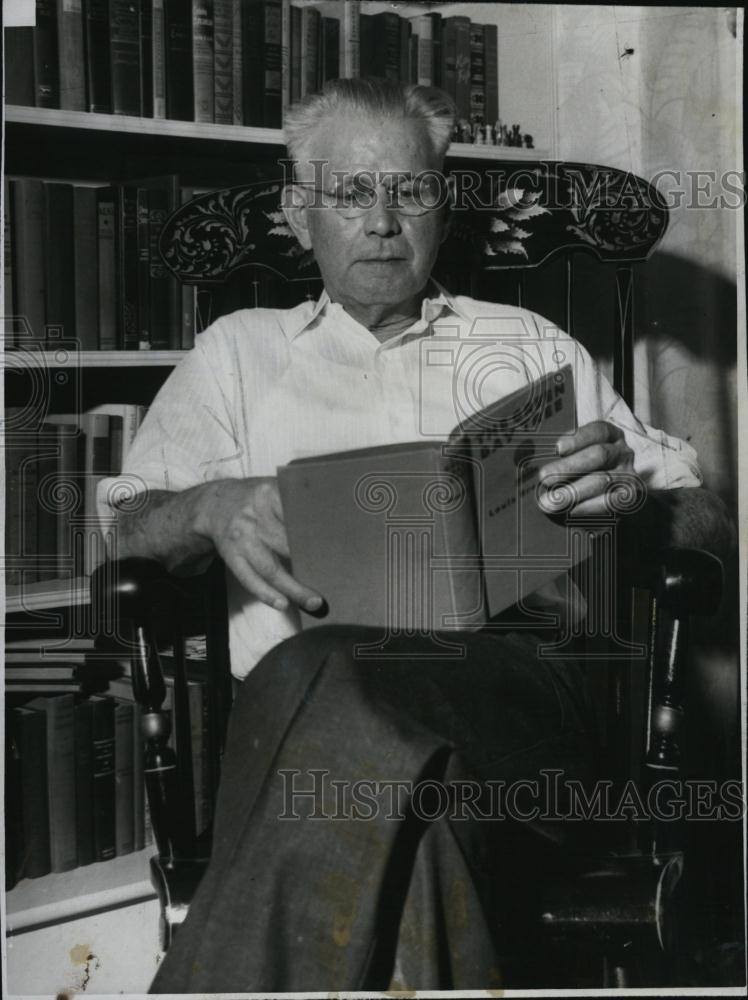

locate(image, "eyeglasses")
[[297, 174, 448, 218]]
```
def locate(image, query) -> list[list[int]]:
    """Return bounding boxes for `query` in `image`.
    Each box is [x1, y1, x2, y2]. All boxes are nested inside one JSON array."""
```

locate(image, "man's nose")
[[364, 189, 402, 237]]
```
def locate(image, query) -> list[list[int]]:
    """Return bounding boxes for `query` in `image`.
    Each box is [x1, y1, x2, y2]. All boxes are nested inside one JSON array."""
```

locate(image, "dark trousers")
[[150, 624, 599, 992]]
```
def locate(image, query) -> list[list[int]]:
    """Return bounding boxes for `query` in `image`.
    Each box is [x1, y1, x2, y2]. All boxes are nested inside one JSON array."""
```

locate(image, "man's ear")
[[281, 184, 313, 250]]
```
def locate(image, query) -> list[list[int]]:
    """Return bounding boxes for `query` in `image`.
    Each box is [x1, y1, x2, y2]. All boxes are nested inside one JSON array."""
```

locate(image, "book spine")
[[241, 0, 263, 124], [341, 0, 359, 78], [114, 699, 135, 856], [109, 0, 142, 116], [80, 412, 110, 575], [289, 3, 300, 103], [280, 0, 290, 118], [41, 695, 78, 872], [147, 186, 172, 350], [136, 187, 151, 348], [36, 429, 59, 581], [5, 27, 35, 105], [74, 699, 95, 867], [469, 23, 485, 126], [55, 426, 83, 574], [152, 0, 167, 117], [441, 17, 457, 107], [231, 0, 242, 124], [12, 178, 47, 344], [358, 13, 372, 80], [73, 186, 99, 350], [192, 0, 214, 123], [213, 0, 233, 124], [409, 30, 418, 85], [483, 23, 498, 125], [322, 16, 339, 84], [118, 185, 140, 349], [84, 0, 112, 112], [109, 414, 124, 474], [453, 17, 471, 122], [412, 15, 432, 87], [180, 185, 195, 349], [299, 7, 319, 98], [34, 0, 61, 108], [96, 187, 118, 350], [44, 183, 76, 342], [91, 696, 116, 861], [427, 12, 441, 89], [262, 0, 282, 128], [141, 0, 154, 116], [400, 16, 410, 84], [13, 708, 52, 878], [4, 179, 15, 331], [372, 12, 400, 81], [57, 0, 86, 110], [165, 0, 193, 120]]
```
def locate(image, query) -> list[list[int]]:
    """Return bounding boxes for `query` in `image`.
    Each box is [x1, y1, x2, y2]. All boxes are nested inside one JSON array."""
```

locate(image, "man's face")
[[291, 113, 449, 316]]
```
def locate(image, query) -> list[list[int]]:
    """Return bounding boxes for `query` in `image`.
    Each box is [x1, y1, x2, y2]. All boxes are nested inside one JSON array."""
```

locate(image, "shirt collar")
[[283, 279, 472, 342]]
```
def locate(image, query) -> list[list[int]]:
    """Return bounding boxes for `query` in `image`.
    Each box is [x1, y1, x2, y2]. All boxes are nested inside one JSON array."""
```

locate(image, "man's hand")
[[536, 420, 639, 517], [193, 477, 324, 613]]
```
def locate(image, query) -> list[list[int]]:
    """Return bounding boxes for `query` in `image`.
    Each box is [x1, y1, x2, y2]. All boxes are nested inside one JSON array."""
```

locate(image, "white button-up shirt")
[[101, 286, 702, 678]]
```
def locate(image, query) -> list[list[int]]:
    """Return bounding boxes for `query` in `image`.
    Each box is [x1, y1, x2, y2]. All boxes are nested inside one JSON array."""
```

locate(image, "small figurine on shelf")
[[524, 134, 534, 149], [471, 118, 484, 144], [511, 124, 522, 147]]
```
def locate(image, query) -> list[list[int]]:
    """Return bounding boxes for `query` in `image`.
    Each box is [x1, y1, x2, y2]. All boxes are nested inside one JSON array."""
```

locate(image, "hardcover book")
[[279, 366, 581, 633]]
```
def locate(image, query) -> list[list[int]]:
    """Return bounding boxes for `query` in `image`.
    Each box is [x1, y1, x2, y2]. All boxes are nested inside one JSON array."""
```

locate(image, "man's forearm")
[[112, 484, 215, 574], [645, 487, 736, 561]]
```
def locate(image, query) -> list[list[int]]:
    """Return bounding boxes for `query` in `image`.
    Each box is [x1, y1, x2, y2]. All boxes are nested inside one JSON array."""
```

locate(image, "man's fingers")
[[227, 539, 323, 612], [539, 441, 623, 482], [538, 471, 613, 513], [556, 420, 623, 458]]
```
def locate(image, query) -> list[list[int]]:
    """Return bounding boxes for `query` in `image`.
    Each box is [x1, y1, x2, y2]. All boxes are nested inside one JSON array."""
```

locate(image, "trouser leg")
[[150, 624, 596, 993]]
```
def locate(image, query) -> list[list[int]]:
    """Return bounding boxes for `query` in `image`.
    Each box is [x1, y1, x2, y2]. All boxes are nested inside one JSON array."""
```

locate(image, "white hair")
[[283, 77, 456, 167]]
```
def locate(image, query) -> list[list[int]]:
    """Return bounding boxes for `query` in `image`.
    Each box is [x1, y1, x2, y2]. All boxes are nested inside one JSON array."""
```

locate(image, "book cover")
[[5, 26, 35, 106], [213, 0, 233, 124], [109, 0, 142, 116], [11, 178, 47, 345], [152, 0, 167, 117], [43, 182, 76, 341], [57, 0, 86, 110], [11, 705, 52, 879], [278, 366, 579, 633], [27, 694, 78, 873], [192, 0, 215, 123], [469, 22, 485, 125], [73, 185, 99, 350], [232, 0, 243, 123], [141, 0, 154, 116], [114, 698, 135, 855], [74, 698, 96, 866], [96, 186, 118, 350], [164, 0, 193, 120], [33, 0, 61, 108], [483, 23, 498, 125], [84, 0, 112, 112], [89, 694, 116, 861]]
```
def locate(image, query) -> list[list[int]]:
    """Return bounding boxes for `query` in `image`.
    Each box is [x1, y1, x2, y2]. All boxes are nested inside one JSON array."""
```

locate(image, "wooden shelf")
[[5, 577, 90, 615], [4, 349, 188, 368], [5, 105, 548, 162], [6, 848, 156, 933]]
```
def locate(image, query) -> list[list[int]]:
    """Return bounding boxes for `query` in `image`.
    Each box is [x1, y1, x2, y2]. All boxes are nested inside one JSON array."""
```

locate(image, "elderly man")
[[106, 80, 732, 991]]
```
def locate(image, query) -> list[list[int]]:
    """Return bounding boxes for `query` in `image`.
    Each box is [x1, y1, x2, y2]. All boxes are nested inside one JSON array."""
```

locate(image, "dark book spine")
[[109, 414, 124, 473], [3, 428, 37, 586], [400, 16, 410, 83], [34, 0, 61, 107], [74, 699, 95, 866], [90, 696, 116, 861], [232, 0, 242, 123], [136, 187, 151, 348], [43, 183, 76, 341], [409, 30, 418, 84], [358, 12, 372, 79], [141, 0, 154, 115], [55, 427, 83, 574], [96, 187, 118, 350], [5, 27, 35, 105], [241, 0, 263, 124], [118, 186, 140, 349], [371, 12, 400, 81], [180, 185, 195, 348], [36, 429, 59, 582], [469, 23, 485, 126], [453, 16, 471, 123], [57, 0, 86, 110], [322, 16, 339, 84], [73, 186, 100, 350], [165, 0, 193, 119], [11, 178, 47, 345], [483, 23, 498, 125], [152, 0, 167, 117], [109, 0, 142, 116], [428, 12, 441, 89], [31, 694, 77, 872], [146, 186, 172, 349], [299, 6, 319, 98], [114, 699, 135, 855], [84, 0, 113, 112], [289, 3, 300, 103], [13, 707, 52, 878], [441, 16, 457, 108], [192, 0, 214, 123], [262, 0, 282, 127], [213, 0, 233, 124]]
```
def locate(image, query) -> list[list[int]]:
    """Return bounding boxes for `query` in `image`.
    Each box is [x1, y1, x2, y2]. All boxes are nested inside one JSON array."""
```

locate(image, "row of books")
[[6, 3, 500, 134], [5, 655, 214, 888], [4, 404, 146, 585], [4, 175, 194, 351]]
